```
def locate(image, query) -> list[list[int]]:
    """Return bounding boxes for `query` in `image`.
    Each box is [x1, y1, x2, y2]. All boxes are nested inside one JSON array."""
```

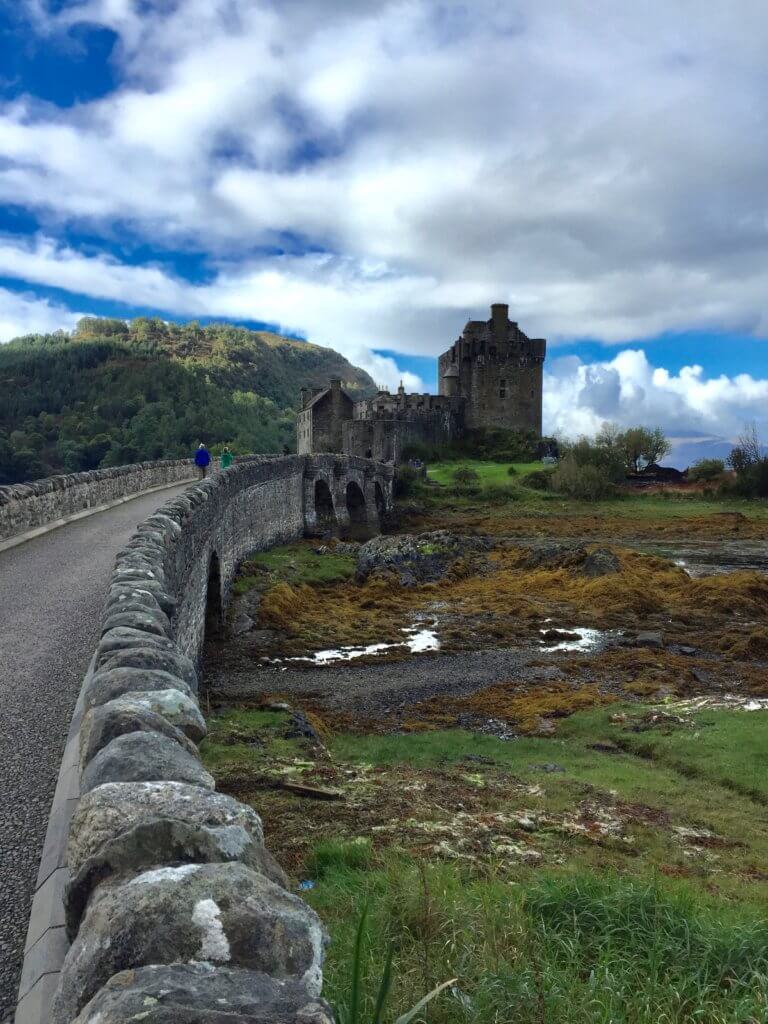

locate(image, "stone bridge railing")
[[17, 454, 393, 1024], [0, 460, 197, 544]]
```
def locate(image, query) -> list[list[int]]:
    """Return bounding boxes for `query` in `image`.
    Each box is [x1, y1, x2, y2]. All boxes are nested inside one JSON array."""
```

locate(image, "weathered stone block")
[[97, 646, 198, 690], [65, 818, 288, 936], [84, 667, 193, 708], [79, 699, 199, 766], [80, 732, 214, 793], [97, 627, 177, 663], [71, 964, 333, 1024], [68, 782, 266, 873], [101, 607, 171, 637], [52, 862, 327, 1022]]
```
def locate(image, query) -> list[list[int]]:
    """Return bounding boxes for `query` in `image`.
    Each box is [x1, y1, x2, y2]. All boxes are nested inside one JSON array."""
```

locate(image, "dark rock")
[[541, 628, 581, 643], [72, 964, 333, 1024], [581, 548, 621, 577], [66, 819, 288, 936], [357, 530, 491, 585], [522, 543, 587, 571], [84, 667, 193, 708], [79, 699, 200, 765], [68, 782, 266, 872], [532, 763, 566, 773], [635, 630, 664, 650], [80, 732, 214, 794], [285, 712, 323, 744], [96, 646, 198, 691], [232, 613, 255, 635], [52, 863, 327, 1023]]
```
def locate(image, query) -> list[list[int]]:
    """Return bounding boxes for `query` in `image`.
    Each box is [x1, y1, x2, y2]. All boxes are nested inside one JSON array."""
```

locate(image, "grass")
[[427, 460, 544, 488], [306, 858, 768, 1024], [232, 542, 357, 595], [415, 458, 768, 526]]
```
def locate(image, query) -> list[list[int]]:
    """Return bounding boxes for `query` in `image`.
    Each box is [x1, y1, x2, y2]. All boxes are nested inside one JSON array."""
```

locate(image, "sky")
[[2, 0, 768, 457]]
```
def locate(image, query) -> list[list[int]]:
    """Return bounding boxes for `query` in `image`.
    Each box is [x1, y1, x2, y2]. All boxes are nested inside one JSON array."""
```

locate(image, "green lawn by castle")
[[421, 458, 768, 520], [426, 459, 543, 486]]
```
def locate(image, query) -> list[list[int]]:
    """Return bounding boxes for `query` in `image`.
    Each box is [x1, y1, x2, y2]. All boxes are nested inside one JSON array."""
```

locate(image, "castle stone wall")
[[18, 454, 393, 1024]]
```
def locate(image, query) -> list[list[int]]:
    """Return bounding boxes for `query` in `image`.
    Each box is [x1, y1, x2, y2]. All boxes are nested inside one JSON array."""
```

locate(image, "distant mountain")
[[0, 317, 376, 483]]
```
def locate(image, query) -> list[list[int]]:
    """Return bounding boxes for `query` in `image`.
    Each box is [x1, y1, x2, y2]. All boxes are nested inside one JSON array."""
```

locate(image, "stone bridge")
[[0, 454, 393, 1024]]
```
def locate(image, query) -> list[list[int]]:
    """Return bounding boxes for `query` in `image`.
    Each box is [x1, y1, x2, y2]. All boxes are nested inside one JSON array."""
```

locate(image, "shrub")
[[394, 465, 420, 497], [731, 457, 768, 498], [452, 465, 479, 484], [688, 458, 725, 482], [523, 469, 553, 491], [551, 458, 614, 500], [506, 464, 518, 476], [484, 484, 519, 504]]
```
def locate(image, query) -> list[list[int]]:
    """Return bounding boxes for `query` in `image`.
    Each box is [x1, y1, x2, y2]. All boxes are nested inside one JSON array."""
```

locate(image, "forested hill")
[[0, 317, 376, 483]]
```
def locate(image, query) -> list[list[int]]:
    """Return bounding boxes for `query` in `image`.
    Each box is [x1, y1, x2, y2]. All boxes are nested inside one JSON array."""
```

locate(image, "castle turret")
[[438, 303, 545, 434]]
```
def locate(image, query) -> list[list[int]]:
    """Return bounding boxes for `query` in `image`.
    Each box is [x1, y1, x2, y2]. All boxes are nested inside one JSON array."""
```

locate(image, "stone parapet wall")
[[0, 461, 196, 542], [18, 454, 393, 1024]]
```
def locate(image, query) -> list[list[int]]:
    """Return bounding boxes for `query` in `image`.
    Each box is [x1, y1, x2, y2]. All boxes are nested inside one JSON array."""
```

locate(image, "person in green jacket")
[[220, 446, 234, 470]]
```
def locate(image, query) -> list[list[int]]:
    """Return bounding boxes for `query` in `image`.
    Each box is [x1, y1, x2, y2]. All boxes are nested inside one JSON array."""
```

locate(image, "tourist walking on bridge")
[[220, 446, 234, 470], [194, 443, 211, 479]]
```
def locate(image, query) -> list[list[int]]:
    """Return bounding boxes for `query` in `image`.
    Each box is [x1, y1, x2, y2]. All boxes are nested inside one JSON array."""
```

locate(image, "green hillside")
[[0, 317, 376, 484]]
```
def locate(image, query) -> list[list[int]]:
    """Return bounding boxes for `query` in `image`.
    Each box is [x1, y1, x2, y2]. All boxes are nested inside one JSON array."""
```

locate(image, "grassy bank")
[[201, 702, 768, 1021]]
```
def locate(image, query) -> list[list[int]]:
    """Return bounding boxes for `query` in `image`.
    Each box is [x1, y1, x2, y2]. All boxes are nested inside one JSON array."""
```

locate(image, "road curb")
[[13, 657, 92, 1024]]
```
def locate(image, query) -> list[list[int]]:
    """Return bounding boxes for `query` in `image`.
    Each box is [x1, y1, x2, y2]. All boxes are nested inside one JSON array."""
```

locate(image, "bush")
[[688, 458, 725, 482], [551, 458, 614, 500], [506, 465, 518, 476], [523, 469, 553, 491], [452, 465, 479, 484], [394, 464, 420, 497], [484, 484, 519, 504], [730, 457, 768, 498]]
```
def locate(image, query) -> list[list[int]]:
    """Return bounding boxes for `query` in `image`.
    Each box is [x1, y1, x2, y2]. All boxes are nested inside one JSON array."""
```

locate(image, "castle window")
[[530, 388, 534, 398], [499, 379, 507, 399]]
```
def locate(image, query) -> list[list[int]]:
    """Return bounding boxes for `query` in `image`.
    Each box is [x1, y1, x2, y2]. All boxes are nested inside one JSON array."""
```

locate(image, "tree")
[[620, 426, 671, 472], [728, 422, 762, 472]]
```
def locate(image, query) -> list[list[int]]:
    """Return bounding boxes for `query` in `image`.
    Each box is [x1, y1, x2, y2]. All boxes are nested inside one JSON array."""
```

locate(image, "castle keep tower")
[[438, 303, 546, 433]]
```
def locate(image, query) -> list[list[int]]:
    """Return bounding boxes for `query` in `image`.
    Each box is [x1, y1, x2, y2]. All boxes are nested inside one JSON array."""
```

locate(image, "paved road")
[[0, 483, 192, 1023]]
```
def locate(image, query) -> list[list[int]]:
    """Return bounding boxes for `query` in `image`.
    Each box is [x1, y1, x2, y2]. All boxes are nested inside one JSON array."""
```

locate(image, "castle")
[[297, 303, 546, 462]]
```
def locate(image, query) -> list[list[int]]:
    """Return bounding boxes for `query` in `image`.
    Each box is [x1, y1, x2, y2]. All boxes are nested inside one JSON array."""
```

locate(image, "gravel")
[[206, 647, 564, 716], [0, 483, 190, 1023]]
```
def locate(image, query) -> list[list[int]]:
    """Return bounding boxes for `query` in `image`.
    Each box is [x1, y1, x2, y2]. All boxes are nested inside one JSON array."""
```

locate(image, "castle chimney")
[[300, 387, 310, 409], [491, 303, 509, 344], [330, 377, 342, 393]]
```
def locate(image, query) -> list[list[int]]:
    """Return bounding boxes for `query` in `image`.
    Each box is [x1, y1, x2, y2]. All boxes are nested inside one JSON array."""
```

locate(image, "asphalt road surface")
[[0, 483, 192, 1023]]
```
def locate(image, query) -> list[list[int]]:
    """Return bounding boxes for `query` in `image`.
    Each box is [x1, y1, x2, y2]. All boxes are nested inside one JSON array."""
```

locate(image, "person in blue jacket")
[[194, 443, 211, 479]]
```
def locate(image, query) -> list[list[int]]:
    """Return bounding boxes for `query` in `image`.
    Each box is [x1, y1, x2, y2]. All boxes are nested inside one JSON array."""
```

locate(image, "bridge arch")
[[345, 480, 367, 526], [313, 478, 338, 534], [204, 550, 223, 640]]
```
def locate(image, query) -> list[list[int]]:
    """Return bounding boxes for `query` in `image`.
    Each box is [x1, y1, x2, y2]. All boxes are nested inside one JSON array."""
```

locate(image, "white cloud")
[[544, 350, 768, 444], [2, 0, 768, 352], [4, 0, 768, 417], [0, 286, 82, 341]]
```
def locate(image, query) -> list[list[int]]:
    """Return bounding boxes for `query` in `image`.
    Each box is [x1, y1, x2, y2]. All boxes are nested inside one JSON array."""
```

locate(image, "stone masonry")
[[0, 461, 196, 543], [17, 454, 393, 1024]]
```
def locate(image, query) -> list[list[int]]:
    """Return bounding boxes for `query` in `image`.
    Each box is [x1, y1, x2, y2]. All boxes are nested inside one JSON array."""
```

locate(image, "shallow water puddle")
[[274, 623, 441, 666], [540, 626, 619, 652]]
